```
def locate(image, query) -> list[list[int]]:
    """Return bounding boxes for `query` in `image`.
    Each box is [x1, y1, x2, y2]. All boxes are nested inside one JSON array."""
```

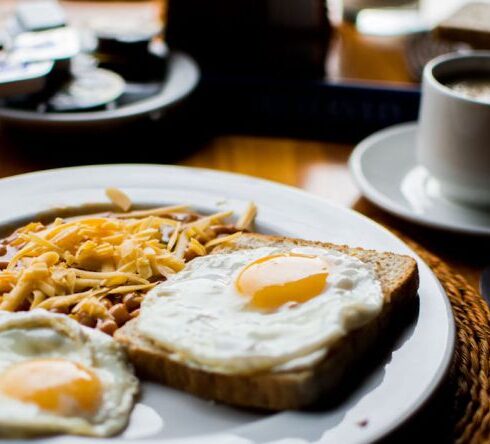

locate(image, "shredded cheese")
[[106, 187, 132, 212], [0, 193, 256, 331], [236, 202, 257, 230]]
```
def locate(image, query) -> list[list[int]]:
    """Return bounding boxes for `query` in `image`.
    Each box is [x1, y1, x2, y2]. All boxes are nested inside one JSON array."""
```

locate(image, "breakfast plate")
[[349, 122, 490, 236], [0, 164, 454, 444]]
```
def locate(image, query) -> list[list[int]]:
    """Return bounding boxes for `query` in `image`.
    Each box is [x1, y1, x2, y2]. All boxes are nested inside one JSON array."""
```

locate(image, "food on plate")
[[0, 310, 138, 437], [115, 233, 419, 410], [0, 189, 255, 335], [0, 187, 418, 416]]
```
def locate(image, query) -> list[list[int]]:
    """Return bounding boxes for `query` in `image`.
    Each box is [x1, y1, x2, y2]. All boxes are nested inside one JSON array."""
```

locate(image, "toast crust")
[[115, 234, 419, 410]]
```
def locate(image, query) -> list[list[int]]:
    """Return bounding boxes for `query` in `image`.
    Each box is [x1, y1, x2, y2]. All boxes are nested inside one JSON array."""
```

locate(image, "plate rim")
[[0, 51, 200, 126], [349, 122, 490, 236], [0, 164, 455, 443]]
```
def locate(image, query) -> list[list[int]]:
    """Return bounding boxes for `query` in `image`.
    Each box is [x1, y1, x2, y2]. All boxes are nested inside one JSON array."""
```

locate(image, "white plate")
[[0, 52, 199, 128], [349, 122, 490, 236], [0, 164, 454, 444]]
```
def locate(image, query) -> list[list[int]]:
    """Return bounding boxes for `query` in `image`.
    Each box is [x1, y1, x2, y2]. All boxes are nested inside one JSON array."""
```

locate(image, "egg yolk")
[[236, 253, 328, 311], [0, 359, 102, 417]]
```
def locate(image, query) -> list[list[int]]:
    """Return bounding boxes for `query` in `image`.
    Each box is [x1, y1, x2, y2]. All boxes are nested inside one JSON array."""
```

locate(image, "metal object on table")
[[341, 0, 416, 20], [0, 59, 54, 97], [340, 0, 426, 36], [10, 27, 80, 64], [16, 0, 66, 33], [45, 68, 125, 112]]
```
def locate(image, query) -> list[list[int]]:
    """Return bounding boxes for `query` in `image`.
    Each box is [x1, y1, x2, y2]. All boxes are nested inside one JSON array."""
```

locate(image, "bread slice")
[[115, 233, 419, 410]]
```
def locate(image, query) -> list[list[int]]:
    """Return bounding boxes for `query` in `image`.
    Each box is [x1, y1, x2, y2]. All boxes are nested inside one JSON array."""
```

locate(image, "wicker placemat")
[[399, 234, 489, 444]]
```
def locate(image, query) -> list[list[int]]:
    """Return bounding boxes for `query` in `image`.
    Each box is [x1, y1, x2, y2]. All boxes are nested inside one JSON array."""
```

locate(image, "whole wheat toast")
[[115, 233, 419, 410]]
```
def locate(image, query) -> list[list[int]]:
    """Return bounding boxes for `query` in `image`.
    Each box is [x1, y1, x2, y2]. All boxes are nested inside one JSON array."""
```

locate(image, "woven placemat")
[[398, 234, 489, 444]]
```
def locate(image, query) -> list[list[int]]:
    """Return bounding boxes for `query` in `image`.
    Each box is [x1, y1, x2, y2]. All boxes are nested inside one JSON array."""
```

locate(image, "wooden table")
[[0, 1, 486, 292]]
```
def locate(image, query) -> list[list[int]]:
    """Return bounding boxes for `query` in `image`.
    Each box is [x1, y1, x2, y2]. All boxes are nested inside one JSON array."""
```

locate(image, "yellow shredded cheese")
[[205, 231, 243, 249], [236, 202, 257, 230], [115, 205, 189, 219], [0, 200, 256, 329], [106, 188, 132, 212]]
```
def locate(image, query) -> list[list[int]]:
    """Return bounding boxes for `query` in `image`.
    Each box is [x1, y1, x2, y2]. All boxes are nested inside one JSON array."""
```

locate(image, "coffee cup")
[[417, 51, 490, 207]]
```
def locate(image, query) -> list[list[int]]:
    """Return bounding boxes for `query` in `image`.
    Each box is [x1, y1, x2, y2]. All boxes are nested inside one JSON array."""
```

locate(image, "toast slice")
[[115, 233, 419, 410]]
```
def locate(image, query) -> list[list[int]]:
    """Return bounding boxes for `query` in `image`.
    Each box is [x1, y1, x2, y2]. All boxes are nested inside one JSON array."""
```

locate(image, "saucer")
[[349, 122, 490, 236]]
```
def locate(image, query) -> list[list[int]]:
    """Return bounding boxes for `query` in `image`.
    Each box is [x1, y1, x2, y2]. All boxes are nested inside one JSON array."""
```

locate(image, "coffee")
[[419, 52, 490, 206], [443, 73, 490, 103]]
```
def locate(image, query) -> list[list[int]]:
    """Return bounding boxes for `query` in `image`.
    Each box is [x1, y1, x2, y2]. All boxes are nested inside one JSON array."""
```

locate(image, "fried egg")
[[136, 246, 384, 374], [0, 310, 138, 437]]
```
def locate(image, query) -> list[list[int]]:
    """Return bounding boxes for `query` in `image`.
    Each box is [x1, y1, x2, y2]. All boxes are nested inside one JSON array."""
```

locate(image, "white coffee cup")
[[417, 51, 490, 207]]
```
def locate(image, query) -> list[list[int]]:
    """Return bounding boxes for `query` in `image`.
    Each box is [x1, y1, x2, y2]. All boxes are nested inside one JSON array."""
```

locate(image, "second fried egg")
[[0, 310, 138, 437]]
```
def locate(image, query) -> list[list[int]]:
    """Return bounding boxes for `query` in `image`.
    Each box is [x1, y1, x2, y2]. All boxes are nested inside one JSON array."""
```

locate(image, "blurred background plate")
[[0, 51, 199, 128]]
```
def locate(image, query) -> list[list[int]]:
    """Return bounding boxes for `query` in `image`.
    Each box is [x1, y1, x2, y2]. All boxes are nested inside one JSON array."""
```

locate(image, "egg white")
[[0, 310, 138, 438], [137, 246, 384, 374]]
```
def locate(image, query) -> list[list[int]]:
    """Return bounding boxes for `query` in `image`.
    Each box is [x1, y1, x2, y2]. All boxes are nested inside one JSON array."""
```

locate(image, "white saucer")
[[349, 122, 490, 236]]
